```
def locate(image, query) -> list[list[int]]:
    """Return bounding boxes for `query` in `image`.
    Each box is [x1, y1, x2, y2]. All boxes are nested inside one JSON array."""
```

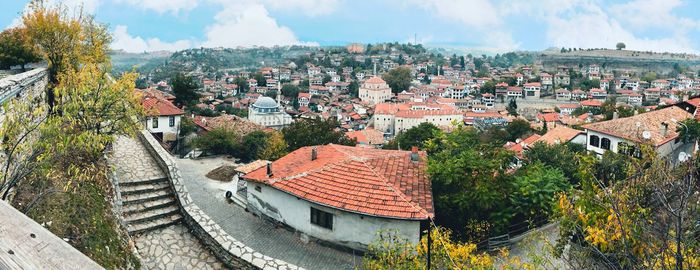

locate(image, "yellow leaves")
[[584, 226, 608, 248]]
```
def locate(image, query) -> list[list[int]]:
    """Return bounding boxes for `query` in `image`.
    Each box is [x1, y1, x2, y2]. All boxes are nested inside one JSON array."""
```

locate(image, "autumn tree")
[[0, 27, 41, 70], [3, 2, 143, 266], [0, 96, 47, 199], [382, 67, 412, 93], [554, 151, 700, 269], [362, 227, 535, 270], [23, 0, 107, 110], [257, 131, 288, 161]]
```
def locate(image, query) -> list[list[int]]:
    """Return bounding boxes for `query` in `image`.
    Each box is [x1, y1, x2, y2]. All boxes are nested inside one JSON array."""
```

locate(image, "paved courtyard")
[[175, 157, 363, 270], [135, 225, 224, 270]]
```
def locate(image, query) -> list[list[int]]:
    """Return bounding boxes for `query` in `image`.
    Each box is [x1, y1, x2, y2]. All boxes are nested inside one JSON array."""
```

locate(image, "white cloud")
[[203, 4, 317, 48], [610, 0, 700, 30], [260, 0, 340, 16], [409, 0, 518, 51], [504, 0, 698, 53], [415, 0, 501, 29], [111, 25, 196, 52], [111, 3, 317, 52], [6, 0, 101, 29], [113, 0, 198, 14]]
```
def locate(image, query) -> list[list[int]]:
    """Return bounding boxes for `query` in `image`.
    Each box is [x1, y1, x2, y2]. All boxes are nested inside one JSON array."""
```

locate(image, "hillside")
[[129, 46, 319, 82], [534, 48, 700, 73]]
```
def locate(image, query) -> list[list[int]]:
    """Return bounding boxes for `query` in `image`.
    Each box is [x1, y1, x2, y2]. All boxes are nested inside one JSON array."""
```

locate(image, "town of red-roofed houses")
[[2, 1, 700, 269]]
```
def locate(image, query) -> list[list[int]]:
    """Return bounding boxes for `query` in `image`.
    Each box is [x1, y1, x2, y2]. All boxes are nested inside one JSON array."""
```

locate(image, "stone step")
[[122, 196, 178, 215], [118, 176, 168, 187], [127, 214, 182, 235], [124, 204, 180, 225], [121, 189, 173, 205], [120, 181, 171, 196]]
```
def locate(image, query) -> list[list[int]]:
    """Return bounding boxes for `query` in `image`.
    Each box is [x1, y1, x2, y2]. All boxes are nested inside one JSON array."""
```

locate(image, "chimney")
[[410, 146, 419, 162], [662, 122, 669, 137], [266, 162, 273, 177], [311, 147, 318, 161]]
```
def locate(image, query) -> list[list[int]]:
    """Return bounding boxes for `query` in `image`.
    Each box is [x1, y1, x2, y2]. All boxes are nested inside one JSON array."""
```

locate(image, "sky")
[[3, 0, 700, 54]]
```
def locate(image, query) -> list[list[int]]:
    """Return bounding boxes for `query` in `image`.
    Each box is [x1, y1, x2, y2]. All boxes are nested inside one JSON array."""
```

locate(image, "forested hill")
[[111, 46, 319, 82]]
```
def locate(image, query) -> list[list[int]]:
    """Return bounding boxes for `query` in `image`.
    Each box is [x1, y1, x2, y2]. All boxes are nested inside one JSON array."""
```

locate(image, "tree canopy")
[[171, 73, 200, 106], [0, 27, 41, 70], [382, 67, 412, 94], [282, 117, 355, 151], [384, 122, 440, 150]]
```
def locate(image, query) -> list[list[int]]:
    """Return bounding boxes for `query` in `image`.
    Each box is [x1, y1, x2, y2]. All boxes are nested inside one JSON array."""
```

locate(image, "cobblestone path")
[[135, 226, 224, 270], [111, 136, 224, 270]]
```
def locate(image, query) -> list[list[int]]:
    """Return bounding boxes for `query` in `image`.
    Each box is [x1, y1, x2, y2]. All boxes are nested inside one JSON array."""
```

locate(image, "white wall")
[[246, 182, 421, 251], [585, 130, 693, 164], [146, 115, 180, 141]]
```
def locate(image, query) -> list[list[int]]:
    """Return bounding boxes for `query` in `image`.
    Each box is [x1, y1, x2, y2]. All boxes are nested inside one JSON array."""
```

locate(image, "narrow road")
[[175, 157, 363, 270]]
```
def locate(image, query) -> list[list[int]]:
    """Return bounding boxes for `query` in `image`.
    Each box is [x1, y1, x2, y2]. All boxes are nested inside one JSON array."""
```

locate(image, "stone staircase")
[[112, 136, 182, 235]]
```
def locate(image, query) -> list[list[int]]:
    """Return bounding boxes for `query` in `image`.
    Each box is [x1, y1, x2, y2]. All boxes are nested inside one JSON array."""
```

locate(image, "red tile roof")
[[142, 97, 184, 116], [242, 144, 434, 220], [536, 126, 584, 145], [580, 99, 603, 107], [346, 128, 385, 145], [365, 76, 387, 84]]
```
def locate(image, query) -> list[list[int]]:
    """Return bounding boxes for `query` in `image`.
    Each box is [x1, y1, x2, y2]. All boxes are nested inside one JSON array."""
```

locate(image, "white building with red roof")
[[240, 145, 434, 250], [142, 94, 184, 142], [359, 76, 392, 105], [373, 102, 463, 135], [583, 106, 693, 164]]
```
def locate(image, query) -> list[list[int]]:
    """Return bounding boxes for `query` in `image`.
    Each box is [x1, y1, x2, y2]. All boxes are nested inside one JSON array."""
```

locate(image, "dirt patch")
[[205, 165, 237, 182]]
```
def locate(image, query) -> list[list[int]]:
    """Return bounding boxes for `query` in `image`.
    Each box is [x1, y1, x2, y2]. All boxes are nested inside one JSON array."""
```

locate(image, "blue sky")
[[4, 0, 700, 54]]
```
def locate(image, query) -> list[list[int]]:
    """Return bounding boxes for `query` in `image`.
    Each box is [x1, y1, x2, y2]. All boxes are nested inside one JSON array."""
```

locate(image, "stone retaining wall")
[[138, 130, 302, 270], [0, 68, 47, 103]]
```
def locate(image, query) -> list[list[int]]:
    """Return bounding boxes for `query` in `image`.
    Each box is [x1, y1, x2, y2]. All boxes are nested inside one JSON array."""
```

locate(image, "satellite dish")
[[679, 152, 689, 162], [642, 131, 652, 140]]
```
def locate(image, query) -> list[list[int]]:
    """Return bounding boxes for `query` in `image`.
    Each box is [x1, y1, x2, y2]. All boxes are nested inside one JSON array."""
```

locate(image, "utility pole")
[[427, 221, 431, 270]]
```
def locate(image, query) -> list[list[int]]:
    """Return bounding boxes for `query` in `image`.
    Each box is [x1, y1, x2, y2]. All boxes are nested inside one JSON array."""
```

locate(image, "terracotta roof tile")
[[242, 145, 433, 220], [142, 97, 184, 116], [536, 126, 584, 145]]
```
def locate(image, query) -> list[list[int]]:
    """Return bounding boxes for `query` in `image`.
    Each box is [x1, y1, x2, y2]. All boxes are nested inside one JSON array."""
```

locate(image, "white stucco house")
[[239, 144, 434, 251], [582, 106, 694, 165], [142, 95, 184, 142]]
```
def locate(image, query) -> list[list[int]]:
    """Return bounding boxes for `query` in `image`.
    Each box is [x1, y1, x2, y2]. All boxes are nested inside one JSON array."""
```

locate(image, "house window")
[[601, 138, 611, 150], [590, 135, 600, 147], [310, 207, 333, 230], [152, 117, 158, 128], [255, 185, 262, 192], [169, 116, 175, 127]]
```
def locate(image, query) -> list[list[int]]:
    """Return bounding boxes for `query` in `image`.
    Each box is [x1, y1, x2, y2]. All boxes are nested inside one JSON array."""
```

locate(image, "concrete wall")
[[246, 182, 420, 251], [138, 130, 301, 270]]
